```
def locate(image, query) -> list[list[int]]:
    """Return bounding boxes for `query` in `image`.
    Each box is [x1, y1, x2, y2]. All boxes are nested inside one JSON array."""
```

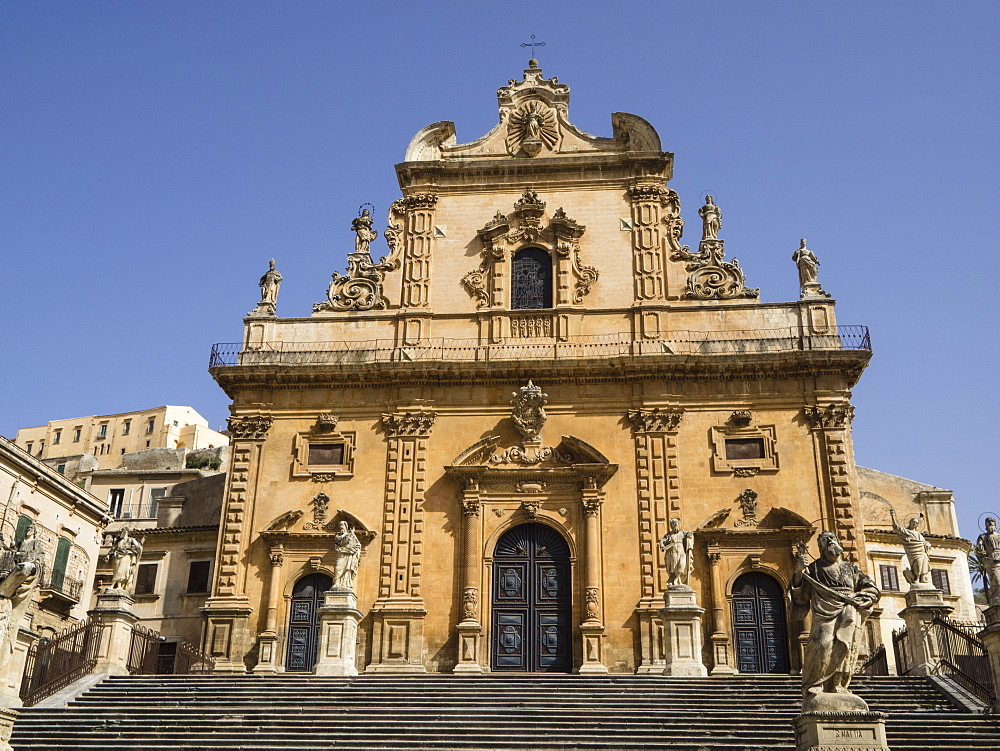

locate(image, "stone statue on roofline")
[[351, 209, 378, 255], [792, 239, 830, 299], [698, 195, 722, 241], [790, 531, 880, 712], [889, 509, 932, 588], [250, 258, 282, 317], [658, 518, 694, 588]]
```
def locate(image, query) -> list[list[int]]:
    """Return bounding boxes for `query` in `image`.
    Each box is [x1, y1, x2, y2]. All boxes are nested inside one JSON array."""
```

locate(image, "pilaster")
[[627, 407, 684, 674], [803, 404, 866, 564], [201, 413, 271, 673], [626, 183, 684, 302], [391, 194, 438, 308], [368, 409, 435, 673]]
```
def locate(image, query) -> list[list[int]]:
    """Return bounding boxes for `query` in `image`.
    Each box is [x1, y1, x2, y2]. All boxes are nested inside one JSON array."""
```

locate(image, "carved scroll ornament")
[[670, 197, 758, 300]]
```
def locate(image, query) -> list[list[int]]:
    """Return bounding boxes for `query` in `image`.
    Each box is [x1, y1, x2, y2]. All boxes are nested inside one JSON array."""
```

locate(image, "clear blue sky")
[[2, 1, 997, 540]]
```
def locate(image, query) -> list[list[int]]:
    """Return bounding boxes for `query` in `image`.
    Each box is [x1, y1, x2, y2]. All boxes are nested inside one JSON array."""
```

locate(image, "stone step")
[[11, 674, 996, 751]]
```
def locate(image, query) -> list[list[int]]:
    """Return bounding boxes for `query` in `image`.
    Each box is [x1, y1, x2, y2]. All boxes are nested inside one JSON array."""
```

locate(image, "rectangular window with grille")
[[308, 443, 344, 466], [879, 564, 900, 592], [724, 438, 765, 460], [135, 563, 158, 596], [931, 568, 951, 595], [187, 560, 211, 593]]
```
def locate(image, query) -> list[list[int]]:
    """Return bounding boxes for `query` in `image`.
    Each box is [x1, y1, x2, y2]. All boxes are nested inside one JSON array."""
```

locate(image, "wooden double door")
[[285, 573, 332, 672], [731, 571, 790, 673], [491, 523, 572, 672]]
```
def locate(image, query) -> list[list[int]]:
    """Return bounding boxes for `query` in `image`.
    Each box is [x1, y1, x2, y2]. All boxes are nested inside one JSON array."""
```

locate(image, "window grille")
[[880, 564, 900, 592], [931, 568, 951, 595], [511, 248, 553, 310]]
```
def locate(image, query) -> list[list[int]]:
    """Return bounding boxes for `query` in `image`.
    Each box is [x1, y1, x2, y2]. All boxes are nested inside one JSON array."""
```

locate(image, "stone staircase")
[[10, 674, 999, 750]]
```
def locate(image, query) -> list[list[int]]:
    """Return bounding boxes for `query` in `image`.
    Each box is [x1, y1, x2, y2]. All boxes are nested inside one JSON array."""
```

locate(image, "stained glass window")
[[511, 248, 552, 309]]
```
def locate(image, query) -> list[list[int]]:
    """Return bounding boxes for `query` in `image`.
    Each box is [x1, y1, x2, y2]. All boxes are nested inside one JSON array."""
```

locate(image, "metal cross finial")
[[520, 35, 546, 58]]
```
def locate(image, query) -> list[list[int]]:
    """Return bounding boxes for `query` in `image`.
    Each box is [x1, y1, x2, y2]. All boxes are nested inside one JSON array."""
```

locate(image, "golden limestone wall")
[[204, 61, 871, 675]]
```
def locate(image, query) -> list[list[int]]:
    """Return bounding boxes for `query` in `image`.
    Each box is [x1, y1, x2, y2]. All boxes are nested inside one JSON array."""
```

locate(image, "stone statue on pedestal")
[[658, 518, 694, 587], [698, 195, 721, 241], [0, 524, 43, 672], [792, 239, 830, 299], [259, 259, 282, 306], [106, 527, 143, 591], [976, 517, 1000, 606], [790, 531, 880, 711], [889, 509, 932, 587], [332, 521, 361, 590], [351, 209, 378, 255]]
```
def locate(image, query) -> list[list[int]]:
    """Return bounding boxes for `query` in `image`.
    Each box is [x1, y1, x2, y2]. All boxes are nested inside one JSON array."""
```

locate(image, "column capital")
[[802, 403, 854, 429], [627, 408, 683, 434], [582, 498, 602, 517], [227, 414, 273, 440], [382, 409, 436, 437]]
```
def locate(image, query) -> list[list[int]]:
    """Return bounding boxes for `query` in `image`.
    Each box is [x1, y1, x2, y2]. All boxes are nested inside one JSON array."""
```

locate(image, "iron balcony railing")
[[210, 325, 871, 369], [43, 571, 84, 601]]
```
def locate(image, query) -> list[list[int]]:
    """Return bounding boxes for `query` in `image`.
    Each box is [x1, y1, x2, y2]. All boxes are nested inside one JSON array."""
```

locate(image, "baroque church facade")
[[203, 60, 878, 676]]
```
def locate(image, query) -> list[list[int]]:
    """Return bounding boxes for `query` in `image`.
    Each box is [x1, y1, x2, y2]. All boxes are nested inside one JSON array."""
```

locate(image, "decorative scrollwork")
[[227, 415, 273, 440], [803, 404, 855, 429], [382, 410, 437, 436], [627, 408, 683, 434], [680, 239, 759, 300]]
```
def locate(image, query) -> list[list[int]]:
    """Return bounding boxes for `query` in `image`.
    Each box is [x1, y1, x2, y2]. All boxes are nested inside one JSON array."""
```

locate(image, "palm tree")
[[968, 549, 988, 604]]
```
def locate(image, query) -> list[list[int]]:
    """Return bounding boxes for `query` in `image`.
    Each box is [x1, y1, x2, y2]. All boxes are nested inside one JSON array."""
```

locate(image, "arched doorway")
[[285, 573, 332, 672], [491, 523, 572, 672], [731, 571, 790, 673]]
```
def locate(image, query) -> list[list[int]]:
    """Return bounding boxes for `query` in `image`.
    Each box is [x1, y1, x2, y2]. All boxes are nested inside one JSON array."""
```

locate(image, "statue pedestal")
[[314, 588, 362, 676], [453, 621, 484, 674], [88, 589, 139, 676], [793, 711, 888, 751], [979, 604, 1000, 713], [800, 282, 830, 300], [0, 707, 18, 751], [659, 585, 707, 677], [899, 587, 951, 675]]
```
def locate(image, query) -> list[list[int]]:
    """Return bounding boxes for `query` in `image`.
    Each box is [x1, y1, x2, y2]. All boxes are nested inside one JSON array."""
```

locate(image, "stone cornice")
[[864, 528, 973, 553], [212, 349, 871, 398]]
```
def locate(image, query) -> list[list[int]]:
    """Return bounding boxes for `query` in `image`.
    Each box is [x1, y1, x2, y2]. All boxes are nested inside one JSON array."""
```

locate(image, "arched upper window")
[[511, 247, 553, 310]]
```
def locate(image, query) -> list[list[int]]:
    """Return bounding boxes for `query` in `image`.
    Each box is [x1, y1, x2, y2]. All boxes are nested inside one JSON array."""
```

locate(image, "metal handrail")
[[857, 643, 889, 676], [210, 325, 871, 368], [19, 619, 98, 707], [931, 615, 994, 705]]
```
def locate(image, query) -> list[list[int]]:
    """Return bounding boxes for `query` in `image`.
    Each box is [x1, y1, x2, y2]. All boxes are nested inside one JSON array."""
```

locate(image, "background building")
[[14, 406, 227, 472], [0, 436, 110, 703]]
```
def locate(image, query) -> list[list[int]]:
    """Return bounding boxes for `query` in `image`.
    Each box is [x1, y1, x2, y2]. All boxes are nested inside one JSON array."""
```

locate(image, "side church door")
[[285, 573, 332, 672], [731, 571, 790, 673], [491, 523, 572, 672]]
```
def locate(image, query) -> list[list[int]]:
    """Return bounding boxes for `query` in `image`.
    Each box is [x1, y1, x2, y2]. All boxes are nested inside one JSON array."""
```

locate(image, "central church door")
[[285, 573, 332, 672], [491, 523, 571, 672], [731, 571, 790, 673]]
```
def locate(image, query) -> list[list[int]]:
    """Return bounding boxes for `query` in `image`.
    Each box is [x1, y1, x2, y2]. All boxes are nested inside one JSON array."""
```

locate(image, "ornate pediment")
[[403, 61, 662, 162], [260, 506, 377, 545]]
